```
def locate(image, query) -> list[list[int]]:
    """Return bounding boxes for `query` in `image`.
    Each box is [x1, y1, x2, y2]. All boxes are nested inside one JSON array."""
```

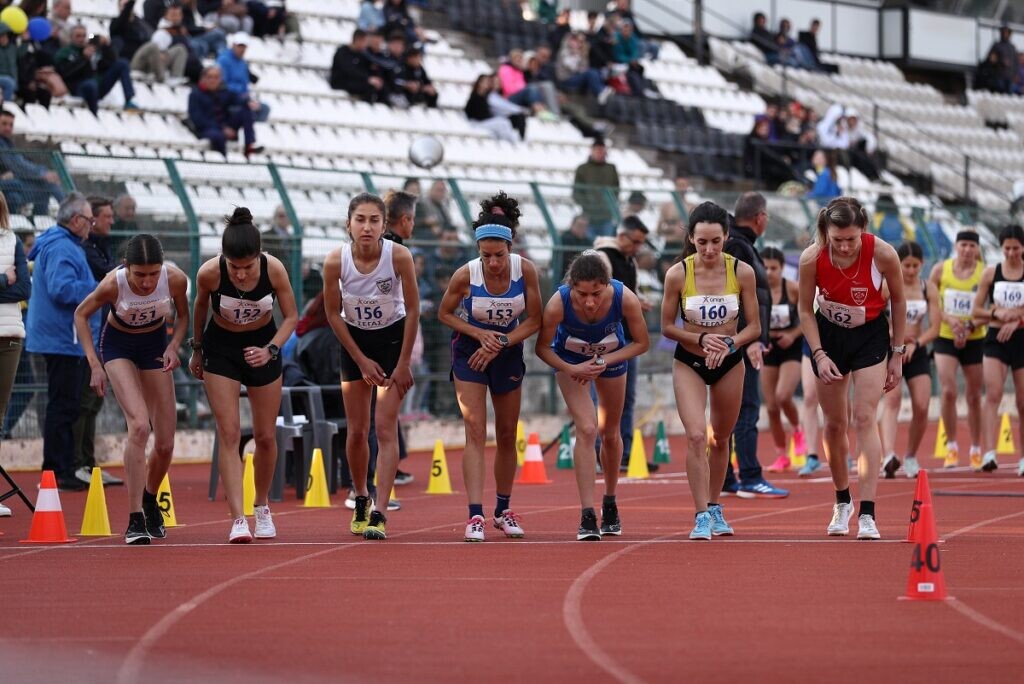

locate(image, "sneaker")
[[798, 456, 822, 477], [599, 503, 621, 536], [597, 86, 613, 106], [826, 502, 855, 536], [793, 429, 807, 456], [74, 466, 93, 484], [464, 515, 485, 542], [536, 110, 559, 122], [1018, 457, 1024, 477], [100, 470, 124, 486], [493, 509, 525, 538], [254, 504, 276, 539], [689, 511, 712, 540], [576, 510, 600, 541], [123, 100, 141, 112], [737, 479, 789, 499], [363, 511, 387, 540], [229, 517, 252, 543], [385, 498, 402, 511], [394, 469, 414, 486], [721, 481, 739, 497], [856, 514, 881, 540], [969, 447, 983, 472], [350, 495, 373, 535], [708, 503, 734, 536], [124, 513, 151, 545], [56, 476, 88, 492], [346, 489, 399, 511], [767, 455, 791, 472], [981, 451, 999, 472], [882, 453, 900, 479], [0, 502, 10, 516], [244, 143, 265, 157], [142, 497, 166, 539], [943, 444, 959, 469], [903, 456, 921, 479]]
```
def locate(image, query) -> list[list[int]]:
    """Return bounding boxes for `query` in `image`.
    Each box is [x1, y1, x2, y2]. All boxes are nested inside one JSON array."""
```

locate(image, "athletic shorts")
[[552, 347, 627, 378], [933, 337, 984, 366], [983, 327, 1024, 370], [811, 313, 888, 378], [339, 318, 404, 382], [202, 319, 282, 387], [891, 343, 932, 380], [99, 322, 166, 371], [450, 332, 525, 394], [674, 343, 745, 385], [763, 334, 803, 367]]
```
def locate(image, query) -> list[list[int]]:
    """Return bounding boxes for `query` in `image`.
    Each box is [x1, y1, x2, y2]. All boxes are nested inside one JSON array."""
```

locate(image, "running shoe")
[[856, 514, 881, 540], [394, 469, 414, 486], [142, 497, 166, 539], [737, 479, 789, 499], [798, 456, 822, 477], [793, 429, 807, 456], [464, 515, 485, 542], [229, 517, 252, 543], [903, 456, 921, 479], [124, 512, 151, 545], [100, 470, 124, 486], [981, 451, 999, 472], [969, 447, 983, 472], [826, 502, 855, 536], [689, 511, 712, 540], [493, 509, 525, 538], [767, 455, 791, 472], [576, 510, 600, 541], [254, 504, 276, 539], [600, 503, 621, 536], [1018, 457, 1024, 477], [720, 481, 739, 497], [943, 444, 959, 469], [363, 511, 387, 540], [347, 490, 400, 511], [0, 501, 11, 517], [882, 453, 900, 479], [707, 503, 734, 536], [350, 495, 373, 535]]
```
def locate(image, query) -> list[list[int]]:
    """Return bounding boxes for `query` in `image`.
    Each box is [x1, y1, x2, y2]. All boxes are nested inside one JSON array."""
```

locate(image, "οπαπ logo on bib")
[[850, 287, 868, 306], [375, 278, 393, 295]]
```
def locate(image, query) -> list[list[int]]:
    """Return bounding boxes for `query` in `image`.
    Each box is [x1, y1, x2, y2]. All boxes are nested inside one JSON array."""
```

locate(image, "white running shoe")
[[856, 514, 881, 540], [827, 502, 855, 536], [464, 515, 485, 542], [493, 510, 525, 538], [254, 505, 276, 539], [1018, 457, 1024, 477], [903, 456, 921, 479], [981, 451, 999, 472], [229, 517, 252, 543], [0, 501, 11, 517]]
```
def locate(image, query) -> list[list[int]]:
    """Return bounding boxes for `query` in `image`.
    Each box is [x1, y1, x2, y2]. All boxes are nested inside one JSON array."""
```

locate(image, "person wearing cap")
[[573, 139, 620, 237], [217, 32, 270, 122], [928, 230, 987, 470], [438, 192, 543, 542]]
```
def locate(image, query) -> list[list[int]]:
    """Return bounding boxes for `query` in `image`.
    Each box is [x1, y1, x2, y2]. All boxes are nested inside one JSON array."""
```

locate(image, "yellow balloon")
[[0, 7, 29, 35]]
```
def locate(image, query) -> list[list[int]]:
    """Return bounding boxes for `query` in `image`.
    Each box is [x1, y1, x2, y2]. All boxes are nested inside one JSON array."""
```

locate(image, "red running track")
[[1, 425, 1023, 684]]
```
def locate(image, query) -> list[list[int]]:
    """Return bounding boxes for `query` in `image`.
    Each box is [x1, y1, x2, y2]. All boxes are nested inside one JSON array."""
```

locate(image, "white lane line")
[[946, 600, 1024, 645]]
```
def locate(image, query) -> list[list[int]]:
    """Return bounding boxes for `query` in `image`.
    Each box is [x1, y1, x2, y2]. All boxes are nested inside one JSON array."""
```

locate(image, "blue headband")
[[475, 224, 513, 242]]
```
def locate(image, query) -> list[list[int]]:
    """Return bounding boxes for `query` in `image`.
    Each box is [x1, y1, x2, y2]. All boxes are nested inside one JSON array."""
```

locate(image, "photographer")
[[55, 25, 140, 115]]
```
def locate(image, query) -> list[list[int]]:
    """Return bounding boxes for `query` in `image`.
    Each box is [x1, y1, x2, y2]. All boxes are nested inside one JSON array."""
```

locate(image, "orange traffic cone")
[[516, 432, 552, 484], [901, 502, 951, 601], [904, 469, 932, 543], [21, 471, 75, 544]]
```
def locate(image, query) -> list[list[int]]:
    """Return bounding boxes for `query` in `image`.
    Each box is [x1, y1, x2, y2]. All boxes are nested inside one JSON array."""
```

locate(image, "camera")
[[87, 34, 101, 46]]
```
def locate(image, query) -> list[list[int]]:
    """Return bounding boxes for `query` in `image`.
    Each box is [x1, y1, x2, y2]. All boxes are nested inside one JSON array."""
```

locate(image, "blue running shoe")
[[737, 479, 789, 499], [689, 511, 712, 540], [798, 456, 822, 477], [721, 481, 740, 497], [707, 504, 734, 536]]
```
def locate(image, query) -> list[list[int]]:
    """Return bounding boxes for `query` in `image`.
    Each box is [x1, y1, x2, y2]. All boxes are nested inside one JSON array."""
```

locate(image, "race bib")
[[943, 289, 973, 317], [564, 332, 619, 356], [342, 293, 395, 330], [219, 294, 274, 326], [471, 294, 525, 328], [770, 304, 791, 330], [905, 299, 928, 326], [816, 295, 866, 328], [993, 281, 1024, 309], [117, 298, 171, 328], [684, 294, 740, 328]]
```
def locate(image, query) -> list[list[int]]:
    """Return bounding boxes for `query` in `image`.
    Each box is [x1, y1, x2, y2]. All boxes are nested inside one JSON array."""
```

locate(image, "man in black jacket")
[[723, 192, 788, 498], [330, 29, 387, 104], [55, 25, 139, 115]]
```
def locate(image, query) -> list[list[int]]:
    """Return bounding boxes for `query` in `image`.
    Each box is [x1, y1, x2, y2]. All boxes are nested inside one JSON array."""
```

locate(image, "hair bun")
[[228, 206, 253, 225]]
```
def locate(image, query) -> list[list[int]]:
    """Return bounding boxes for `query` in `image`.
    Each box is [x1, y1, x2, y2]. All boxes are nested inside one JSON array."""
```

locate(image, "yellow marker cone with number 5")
[[157, 474, 179, 527], [426, 440, 453, 494]]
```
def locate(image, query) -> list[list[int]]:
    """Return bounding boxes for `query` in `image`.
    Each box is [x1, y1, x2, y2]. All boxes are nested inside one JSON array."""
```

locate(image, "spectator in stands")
[[430, 226, 466, 278], [376, 31, 414, 108], [498, 49, 556, 120], [26, 192, 99, 492], [199, 0, 253, 35], [402, 176, 420, 196], [246, 0, 289, 39], [611, 0, 658, 59], [844, 108, 880, 180], [113, 193, 138, 233], [330, 29, 388, 104], [588, 11, 618, 74], [806, 149, 841, 203], [547, 8, 572, 53], [559, 213, 591, 278], [750, 12, 778, 60], [534, 0, 558, 24], [50, 0, 74, 48], [358, 0, 384, 33], [622, 190, 646, 218], [414, 179, 456, 240], [612, 19, 649, 96], [144, 0, 227, 60], [772, 18, 817, 70], [572, 138, 619, 236], [989, 25, 1018, 94], [129, 2, 191, 84], [976, 48, 1011, 94], [0, 24, 17, 104], [798, 18, 833, 72], [656, 176, 688, 242], [464, 73, 525, 143], [400, 46, 437, 108], [217, 32, 270, 121], [17, 33, 62, 109], [744, 114, 797, 188], [382, 0, 424, 48], [263, 203, 292, 266], [873, 194, 914, 243], [556, 31, 609, 100], [55, 25, 140, 115], [1016, 53, 1024, 94], [0, 109, 65, 215], [187, 64, 263, 157], [525, 45, 561, 110], [110, 0, 152, 63]]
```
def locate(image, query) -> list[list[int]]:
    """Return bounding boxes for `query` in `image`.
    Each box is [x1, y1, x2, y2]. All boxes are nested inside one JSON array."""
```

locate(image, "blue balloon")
[[28, 17, 51, 42]]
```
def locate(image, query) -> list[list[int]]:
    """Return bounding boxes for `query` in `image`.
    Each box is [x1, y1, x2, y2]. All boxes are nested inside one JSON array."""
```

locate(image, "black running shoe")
[[142, 497, 166, 538], [600, 503, 621, 536], [125, 512, 151, 545], [577, 510, 601, 541], [882, 454, 900, 479], [363, 510, 387, 540]]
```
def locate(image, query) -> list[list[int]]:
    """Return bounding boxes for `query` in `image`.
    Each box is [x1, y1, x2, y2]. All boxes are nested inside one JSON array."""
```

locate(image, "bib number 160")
[[699, 304, 727, 321]]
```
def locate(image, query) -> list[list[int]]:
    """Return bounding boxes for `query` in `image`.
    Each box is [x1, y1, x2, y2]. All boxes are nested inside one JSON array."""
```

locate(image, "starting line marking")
[[934, 491, 1024, 498]]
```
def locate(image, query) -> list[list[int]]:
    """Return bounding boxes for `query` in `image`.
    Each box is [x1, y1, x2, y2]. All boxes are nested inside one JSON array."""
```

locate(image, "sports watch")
[[187, 337, 202, 351], [723, 337, 736, 354], [496, 334, 510, 348], [267, 343, 280, 360], [890, 344, 906, 355]]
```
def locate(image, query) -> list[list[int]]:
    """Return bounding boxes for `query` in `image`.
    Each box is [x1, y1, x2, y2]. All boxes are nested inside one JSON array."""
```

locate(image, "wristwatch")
[[267, 343, 280, 360], [187, 337, 202, 351], [594, 356, 606, 366], [496, 334, 510, 348], [723, 337, 736, 354], [891, 344, 907, 355]]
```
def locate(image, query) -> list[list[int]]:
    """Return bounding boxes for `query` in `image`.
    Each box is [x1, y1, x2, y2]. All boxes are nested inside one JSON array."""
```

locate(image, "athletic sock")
[[494, 494, 511, 519], [859, 500, 875, 518], [602, 494, 616, 508], [469, 504, 484, 519], [835, 488, 852, 505], [143, 489, 157, 505]]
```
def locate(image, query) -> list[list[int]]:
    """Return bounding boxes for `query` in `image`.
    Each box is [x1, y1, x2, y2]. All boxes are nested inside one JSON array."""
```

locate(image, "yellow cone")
[[998, 413, 1016, 454], [79, 467, 111, 536], [157, 474, 178, 527], [372, 471, 399, 506], [626, 428, 650, 479], [933, 418, 947, 459], [242, 452, 255, 515], [304, 447, 331, 507], [426, 439, 453, 494], [516, 421, 526, 466]]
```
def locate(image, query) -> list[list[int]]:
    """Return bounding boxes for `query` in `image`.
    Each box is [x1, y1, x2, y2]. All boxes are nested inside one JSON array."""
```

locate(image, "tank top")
[[938, 258, 985, 340], [460, 254, 526, 331], [770, 278, 799, 330], [680, 254, 740, 328], [339, 239, 406, 330], [552, 280, 626, 357], [112, 265, 172, 329], [212, 253, 276, 326], [815, 232, 886, 328], [990, 262, 1024, 311], [903, 278, 928, 327]]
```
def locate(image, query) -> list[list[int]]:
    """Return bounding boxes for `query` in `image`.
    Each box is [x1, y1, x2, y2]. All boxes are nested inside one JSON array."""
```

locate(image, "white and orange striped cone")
[[21, 470, 75, 543], [516, 432, 553, 484]]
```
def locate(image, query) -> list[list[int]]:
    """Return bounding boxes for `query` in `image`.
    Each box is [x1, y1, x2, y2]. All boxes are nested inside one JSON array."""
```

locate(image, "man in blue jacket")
[[187, 65, 264, 157], [26, 193, 100, 491], [216, 32, 270, 122]]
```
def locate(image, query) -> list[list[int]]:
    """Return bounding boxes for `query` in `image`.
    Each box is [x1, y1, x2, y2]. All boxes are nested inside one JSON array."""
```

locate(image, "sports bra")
[[680, 254, 740, 328], [112, 265, 172, 329], [212, 253, 276, 326]]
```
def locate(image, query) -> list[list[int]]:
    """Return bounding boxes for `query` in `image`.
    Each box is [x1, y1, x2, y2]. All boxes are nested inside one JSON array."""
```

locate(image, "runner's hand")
[[476, 330, 506, 354], [162, 346, 181, 372], [243, 345, 270, 367], [572, 357, 605, 380], [89, 365, 106, 398], [389, 362, 415, 396], [815, 354, 843, 384], [996, 318, 1019, 343], [357, 355, 387, 385], [884, 353, 903, 392], [468, 347, 497, 372], [188, 351, 204, 380], [746, 342, 763, 370]]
